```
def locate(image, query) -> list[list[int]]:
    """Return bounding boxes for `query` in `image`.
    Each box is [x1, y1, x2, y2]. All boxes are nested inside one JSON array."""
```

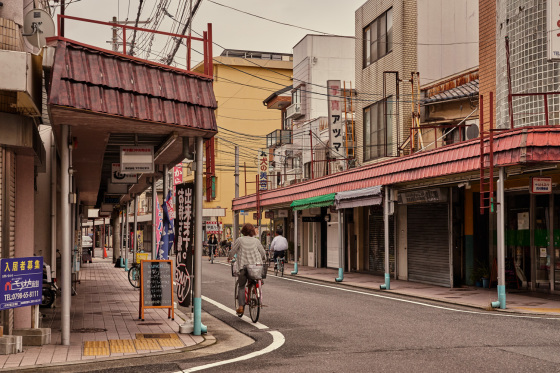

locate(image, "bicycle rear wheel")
[[280, 260, 284, 277], [128, 266, 140, 288], [274, 258, 279, 276], [234, 279, 243, 317], [248, 283, 260, 323]]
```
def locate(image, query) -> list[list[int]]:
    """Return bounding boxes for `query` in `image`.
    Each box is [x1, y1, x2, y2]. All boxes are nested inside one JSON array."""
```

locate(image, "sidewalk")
[[291, 266, 560, 316], [0, 250, 208, 370]]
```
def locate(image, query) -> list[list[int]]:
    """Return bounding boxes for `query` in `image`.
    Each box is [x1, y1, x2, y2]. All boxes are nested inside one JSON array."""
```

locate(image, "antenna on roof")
[[23, 9, 55, 49]]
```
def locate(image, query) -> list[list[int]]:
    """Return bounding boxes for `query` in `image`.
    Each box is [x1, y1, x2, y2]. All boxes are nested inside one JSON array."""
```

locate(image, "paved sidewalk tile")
[[0, 250, 204, 370]]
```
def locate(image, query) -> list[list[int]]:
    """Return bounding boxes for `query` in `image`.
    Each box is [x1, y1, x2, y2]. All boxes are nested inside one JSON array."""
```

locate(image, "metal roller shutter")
[[407, 203, 450, 287], [368, 208, 395, 275]]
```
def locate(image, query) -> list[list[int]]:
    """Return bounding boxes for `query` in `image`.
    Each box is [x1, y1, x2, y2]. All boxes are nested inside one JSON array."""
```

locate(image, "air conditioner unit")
[[465, 120, 479, 140]]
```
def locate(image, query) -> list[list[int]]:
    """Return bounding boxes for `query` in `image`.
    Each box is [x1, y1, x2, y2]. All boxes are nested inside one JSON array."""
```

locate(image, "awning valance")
[[291, 193, 336, 211], [335, 186, 382, 210]]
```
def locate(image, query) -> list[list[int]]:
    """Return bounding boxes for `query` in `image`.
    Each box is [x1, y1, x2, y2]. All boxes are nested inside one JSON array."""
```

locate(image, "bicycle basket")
[[244, 264, 263, 280]]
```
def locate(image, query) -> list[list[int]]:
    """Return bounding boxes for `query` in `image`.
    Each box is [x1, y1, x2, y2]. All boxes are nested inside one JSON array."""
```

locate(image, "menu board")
[[139, 260, 174, 321]]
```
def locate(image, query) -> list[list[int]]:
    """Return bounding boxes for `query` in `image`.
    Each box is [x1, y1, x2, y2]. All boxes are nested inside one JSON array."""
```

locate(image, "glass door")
[[534, 194, 551, 289]]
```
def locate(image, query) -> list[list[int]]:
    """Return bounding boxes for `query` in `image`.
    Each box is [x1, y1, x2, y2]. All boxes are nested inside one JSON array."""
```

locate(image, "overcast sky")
[[53, 0, 366, 66]]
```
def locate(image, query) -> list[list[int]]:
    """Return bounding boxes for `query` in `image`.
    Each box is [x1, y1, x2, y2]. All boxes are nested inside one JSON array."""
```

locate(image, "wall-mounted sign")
[[548, 1, 560, 60], [120, 146, 154, 174], [328, 80, 345, 158], [265, 211, 274, 219], [259, 151, 268, 191], [531, 177, 552, 194], [398, 188, 448, 204], [0, 257, 43, 310], [107, 178, 128, 194], [103, 194, 121, 205], [111, 163, 138, 184], [205, 221, 222, 234], [277, 210, 288, 218], [302, 216, 322, 223]]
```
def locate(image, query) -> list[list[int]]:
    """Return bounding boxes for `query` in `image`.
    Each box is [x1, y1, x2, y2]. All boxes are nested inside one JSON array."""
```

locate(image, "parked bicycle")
[[128, 261, 140, 288]]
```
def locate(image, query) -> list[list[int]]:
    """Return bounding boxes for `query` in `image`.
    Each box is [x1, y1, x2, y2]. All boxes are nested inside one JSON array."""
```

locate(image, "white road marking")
[[175, 296, 285, 373], [212, 260, 560, 320]]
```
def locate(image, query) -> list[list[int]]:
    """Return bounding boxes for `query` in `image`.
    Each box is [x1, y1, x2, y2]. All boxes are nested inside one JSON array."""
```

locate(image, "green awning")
[[290, 193, 336, 211]]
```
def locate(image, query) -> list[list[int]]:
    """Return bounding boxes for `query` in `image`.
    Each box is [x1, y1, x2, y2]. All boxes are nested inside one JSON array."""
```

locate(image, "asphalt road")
[[83, 259, 560, 373]]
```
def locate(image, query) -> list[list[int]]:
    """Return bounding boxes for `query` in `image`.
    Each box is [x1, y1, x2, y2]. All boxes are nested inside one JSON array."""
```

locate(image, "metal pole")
[[492, 167, 506, 309], [194, 137, 207, 335], [102, 218, 106, 258], [124, 202, 129, 271], [163, 165, 168, 204], [335, 209, 343, 282], [152, 177, 157, 259], [256, 174, 261, 238], [133, 195, 138, 264], [111, 16, 118, 51], [60, 124, 71, 345], [233, 146, 239, 241], [380, 187, 390, 290], [120, 207, 124, 266], [291, 210, 298, 275], [309, 130, 314, 179]]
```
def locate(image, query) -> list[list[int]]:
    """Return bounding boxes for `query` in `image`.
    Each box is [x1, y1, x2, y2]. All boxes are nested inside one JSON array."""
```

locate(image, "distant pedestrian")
[[270, 228, 288, 268]]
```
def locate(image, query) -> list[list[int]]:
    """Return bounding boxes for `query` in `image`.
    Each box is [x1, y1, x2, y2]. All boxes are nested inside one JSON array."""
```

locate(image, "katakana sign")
[[0, 257, 43, 310], [328, 80, 345, 158]]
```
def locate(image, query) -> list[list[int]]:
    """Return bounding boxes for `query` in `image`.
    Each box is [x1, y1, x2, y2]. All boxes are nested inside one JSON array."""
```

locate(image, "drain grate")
[[136, 333, 178, 339], [137, 322, 163, 326], [72, 328, 107, 333]]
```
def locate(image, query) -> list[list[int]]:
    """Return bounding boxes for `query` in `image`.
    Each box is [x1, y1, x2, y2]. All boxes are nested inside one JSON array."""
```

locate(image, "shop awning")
[[334, 186, 383, 210], [291, 193, 335, 211]]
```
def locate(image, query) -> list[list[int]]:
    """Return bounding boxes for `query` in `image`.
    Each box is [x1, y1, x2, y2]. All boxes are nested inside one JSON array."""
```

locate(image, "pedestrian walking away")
[[270, 228, 288, 268], [228, 223, 266, 315]]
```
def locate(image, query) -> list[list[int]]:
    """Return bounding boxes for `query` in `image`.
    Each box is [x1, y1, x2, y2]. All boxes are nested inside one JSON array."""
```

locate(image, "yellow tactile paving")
[[156, 338, 185, 347], [109, 339, 136, 353], [83, 341, 110, 356], [136, 333, 179, 339], [134, 338, 162, 351]]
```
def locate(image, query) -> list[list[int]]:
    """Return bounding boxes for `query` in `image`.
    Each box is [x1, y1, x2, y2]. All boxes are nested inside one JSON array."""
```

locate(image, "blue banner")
[[0, 257, 43, 310], [158, 190, 175, 260]]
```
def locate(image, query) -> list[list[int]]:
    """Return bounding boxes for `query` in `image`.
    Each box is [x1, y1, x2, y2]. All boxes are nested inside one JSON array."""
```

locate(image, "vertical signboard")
[[328, 80, 344, 158], [175, 182, 194, 307], [120, 146, 154, 174], [548, 1, 560, 60], [259, 151, 268, 191], [173, 165, 183, 185], [0, 257, 43, 310]]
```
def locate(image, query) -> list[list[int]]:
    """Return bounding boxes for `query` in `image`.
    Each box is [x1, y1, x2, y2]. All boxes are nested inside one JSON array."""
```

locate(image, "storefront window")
[[506, 194, 530, 288]]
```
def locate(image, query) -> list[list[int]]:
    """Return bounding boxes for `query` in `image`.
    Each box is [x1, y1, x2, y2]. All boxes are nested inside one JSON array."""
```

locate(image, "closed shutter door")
[[407, 203, 450, 287], [368, 208, 395, 275], [326, 222, 339, 268]]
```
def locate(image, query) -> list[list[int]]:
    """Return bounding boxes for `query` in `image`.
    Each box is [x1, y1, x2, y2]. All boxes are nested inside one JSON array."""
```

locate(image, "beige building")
[[193, 50, 292, 239]]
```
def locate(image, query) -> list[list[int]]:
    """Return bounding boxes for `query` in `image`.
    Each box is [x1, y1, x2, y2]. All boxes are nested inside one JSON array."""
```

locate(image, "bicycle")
[[208, 244, 216, 264], [275, 256, 285, 277], [232, 260, 265, 323], [128, 262, 140, 288]]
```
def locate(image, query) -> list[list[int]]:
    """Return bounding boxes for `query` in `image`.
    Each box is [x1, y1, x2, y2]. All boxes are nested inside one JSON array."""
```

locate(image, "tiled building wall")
[[0, 18, 23, 52], [479, 0, 496, 129], [355, 0, 416, 167], [496, 0, 560, 128]]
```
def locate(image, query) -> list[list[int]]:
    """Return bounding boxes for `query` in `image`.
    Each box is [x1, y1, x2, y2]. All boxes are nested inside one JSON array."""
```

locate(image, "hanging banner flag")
[[159, 190, 174, 260], [155, 199, 163, 249], [175, 182, 194, 307], [328, 80, 345, 158]]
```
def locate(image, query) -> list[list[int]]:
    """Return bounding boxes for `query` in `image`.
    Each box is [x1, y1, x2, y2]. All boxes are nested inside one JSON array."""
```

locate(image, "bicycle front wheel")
[[248, 283, 260, 323], [128, 266, 140, 288], [234, 279, 243, 317]]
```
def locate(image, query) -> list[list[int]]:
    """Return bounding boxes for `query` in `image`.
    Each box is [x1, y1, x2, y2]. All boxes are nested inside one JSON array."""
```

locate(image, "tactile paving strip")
[[134, 338, 162, 351], [156, 338, 185, 347], [83, 341, 110, 356], [109, 339, 136, 353]]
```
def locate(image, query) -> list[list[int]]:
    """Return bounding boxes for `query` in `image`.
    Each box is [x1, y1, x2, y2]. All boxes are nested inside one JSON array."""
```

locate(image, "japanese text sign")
[[548, 1, 560, 60], [328, 80, 345, 158], [120, 146, 154, 174], [175, 183, 194, 307], [531, 177, 552, 194], [259, 151, 268, 191], [111, 163, 138, 184], [173, 166, 183, 185], [0, 257, 43, 310]]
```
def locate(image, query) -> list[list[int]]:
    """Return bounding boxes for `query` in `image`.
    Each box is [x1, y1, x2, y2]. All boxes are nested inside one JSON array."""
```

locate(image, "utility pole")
[[107, 17, 150, 53], [233, 146, 239, 241]]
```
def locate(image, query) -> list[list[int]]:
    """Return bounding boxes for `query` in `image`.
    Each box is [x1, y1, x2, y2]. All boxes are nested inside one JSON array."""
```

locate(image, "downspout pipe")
[[193, 136, 207, 335], [492, 167, 506, 309], [335, 209, 343, 282], [291, 209, 298, 275], [380, 187, 390, 290]]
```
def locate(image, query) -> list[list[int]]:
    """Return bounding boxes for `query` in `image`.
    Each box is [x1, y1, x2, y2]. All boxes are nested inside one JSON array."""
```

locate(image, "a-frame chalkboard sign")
[[139, 260, 174, 321]]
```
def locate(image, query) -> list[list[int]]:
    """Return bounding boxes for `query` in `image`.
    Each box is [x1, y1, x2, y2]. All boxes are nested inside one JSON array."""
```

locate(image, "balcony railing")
[[266, 130, 292, 148], [286, 103, 303, 119]]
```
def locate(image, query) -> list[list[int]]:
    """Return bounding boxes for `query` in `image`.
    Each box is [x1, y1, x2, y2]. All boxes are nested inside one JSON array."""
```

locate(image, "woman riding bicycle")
[[207, 233, 218, 261], [228, 223, 266, 315]]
